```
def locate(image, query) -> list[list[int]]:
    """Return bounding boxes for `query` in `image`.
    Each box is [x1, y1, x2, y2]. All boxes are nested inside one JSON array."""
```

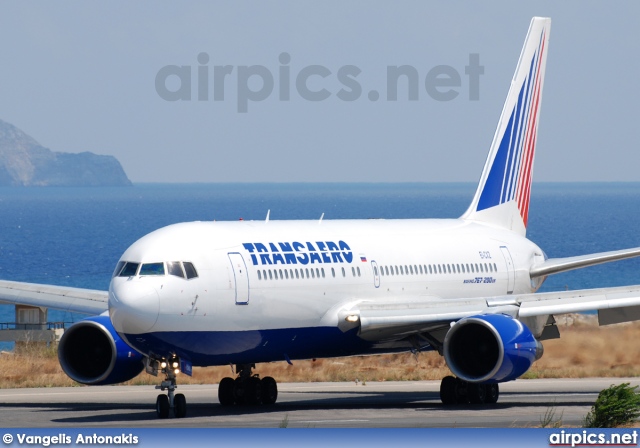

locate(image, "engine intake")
[[443, 314, 543, 383], [58, 315, 144, 385]]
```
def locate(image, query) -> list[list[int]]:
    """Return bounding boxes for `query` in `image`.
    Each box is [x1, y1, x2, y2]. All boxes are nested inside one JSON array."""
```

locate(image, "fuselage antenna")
[[266, 209, 270, 223], [319, 213, 324, 223]]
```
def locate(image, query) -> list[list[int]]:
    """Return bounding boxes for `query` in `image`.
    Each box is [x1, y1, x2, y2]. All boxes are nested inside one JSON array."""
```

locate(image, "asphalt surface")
[[1, 378, 639, 428]]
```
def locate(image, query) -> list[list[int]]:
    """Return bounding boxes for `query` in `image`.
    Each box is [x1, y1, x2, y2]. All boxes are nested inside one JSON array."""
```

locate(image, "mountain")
[[0, 119, 131, 186]]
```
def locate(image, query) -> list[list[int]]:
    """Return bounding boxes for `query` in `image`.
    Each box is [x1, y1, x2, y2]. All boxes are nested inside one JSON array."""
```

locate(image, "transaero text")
[[243, 241, 353, 265]]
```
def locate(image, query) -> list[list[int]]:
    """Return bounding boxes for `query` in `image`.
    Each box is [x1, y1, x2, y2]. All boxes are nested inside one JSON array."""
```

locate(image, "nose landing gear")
[[152, 357, 187, 418]]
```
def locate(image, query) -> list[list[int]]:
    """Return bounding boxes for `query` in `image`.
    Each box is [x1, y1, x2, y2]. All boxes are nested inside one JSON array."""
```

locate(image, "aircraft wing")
[[530, 247, 640, 278], [0, 280, 108, 315], [352, 285, 640, 345]]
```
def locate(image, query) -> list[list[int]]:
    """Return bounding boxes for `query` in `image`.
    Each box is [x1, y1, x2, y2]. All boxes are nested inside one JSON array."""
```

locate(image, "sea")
[[1, 183, 639, 350]]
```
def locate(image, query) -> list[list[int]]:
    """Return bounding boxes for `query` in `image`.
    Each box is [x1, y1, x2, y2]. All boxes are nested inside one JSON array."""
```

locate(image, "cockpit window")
[[113, 261, 126, 278], [167, 261, 185, 278], [183, 262, 198, 279], [139, 262, 165, 276], [119, 262, 139, 277]]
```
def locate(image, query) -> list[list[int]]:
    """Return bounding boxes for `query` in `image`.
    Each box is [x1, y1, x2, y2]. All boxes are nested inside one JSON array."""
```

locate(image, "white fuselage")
[[108, 218, 545, 366]]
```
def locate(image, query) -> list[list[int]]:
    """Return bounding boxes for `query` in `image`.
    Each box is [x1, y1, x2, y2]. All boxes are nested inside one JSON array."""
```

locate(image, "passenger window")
[[357, 267, 361, 277], [268, 270, 273, 280], [295, 269, 300, 279], [316, 268, 320, 278], [167, 261, 185, 278], [183, 262, 198, 279], [140, 262, 165, 276], [342, 267, 346, 277], [285, 270, 289, 279], [352, 267, 356, 277], [257, 270, 262, 280], [321, 268, 325, 278], [331, 268, 335, 278], [119, 262, 139, 277]]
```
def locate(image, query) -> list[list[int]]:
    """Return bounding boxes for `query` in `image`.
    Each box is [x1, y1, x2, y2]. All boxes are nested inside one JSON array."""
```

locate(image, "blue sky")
[[1, 2, 639, 183]]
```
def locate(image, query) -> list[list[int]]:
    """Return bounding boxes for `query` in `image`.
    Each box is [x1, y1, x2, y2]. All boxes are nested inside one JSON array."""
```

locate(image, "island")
[[0, 119, 131, 187]]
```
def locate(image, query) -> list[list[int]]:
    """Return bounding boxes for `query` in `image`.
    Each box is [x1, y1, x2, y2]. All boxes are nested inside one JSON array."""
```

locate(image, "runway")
[[1, 378, 639, 428]]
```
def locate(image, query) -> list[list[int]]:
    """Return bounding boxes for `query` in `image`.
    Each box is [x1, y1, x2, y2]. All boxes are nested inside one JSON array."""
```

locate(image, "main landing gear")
[[218, 363, 278, 406], [439, 376, 499, 405], [155, 359, 187, 419]]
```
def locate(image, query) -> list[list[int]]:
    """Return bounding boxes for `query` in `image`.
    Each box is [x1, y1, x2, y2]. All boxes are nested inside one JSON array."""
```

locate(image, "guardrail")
[[0, 322, 71, 330]]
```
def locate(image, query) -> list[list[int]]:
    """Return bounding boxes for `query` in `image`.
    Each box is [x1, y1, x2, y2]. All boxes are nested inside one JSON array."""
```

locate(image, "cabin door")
[[371, 260, 380, 288], [500, 246, 515, 294], [228, 252, 250, 305]]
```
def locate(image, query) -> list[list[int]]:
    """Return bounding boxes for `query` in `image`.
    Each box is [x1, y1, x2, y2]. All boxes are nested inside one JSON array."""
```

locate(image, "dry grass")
[[1, 315, 639, 389]]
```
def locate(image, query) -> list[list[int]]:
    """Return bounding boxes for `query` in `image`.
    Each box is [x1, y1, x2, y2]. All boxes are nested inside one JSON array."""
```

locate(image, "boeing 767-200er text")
[[2, 17, 640, 418]]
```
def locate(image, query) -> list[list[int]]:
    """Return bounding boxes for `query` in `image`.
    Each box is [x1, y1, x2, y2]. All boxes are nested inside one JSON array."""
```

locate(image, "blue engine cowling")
[[58, 315, 145, 385], [443, 314, 543, 383]]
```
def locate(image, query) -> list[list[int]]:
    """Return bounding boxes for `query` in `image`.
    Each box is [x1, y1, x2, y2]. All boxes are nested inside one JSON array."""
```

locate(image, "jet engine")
[[443, 314, 543, 383], [58, 315, 144, 385]]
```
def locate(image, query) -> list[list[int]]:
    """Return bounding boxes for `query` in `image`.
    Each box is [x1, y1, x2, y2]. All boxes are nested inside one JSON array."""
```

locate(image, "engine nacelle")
[[58, 315, 144, 385], [443, 314, 543, 383]]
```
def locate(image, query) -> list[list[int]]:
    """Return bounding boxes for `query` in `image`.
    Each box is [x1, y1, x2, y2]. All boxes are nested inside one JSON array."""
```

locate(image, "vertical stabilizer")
[[461, 17, 550, 235]]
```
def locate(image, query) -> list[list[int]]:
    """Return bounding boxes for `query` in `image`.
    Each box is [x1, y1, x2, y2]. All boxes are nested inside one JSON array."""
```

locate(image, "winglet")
[[462, 17, 550, 235]]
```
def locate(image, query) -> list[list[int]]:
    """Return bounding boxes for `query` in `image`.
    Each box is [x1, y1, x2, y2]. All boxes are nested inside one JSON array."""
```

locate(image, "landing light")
[[174, 368, 180, 375], [172, 361, 179, 369], [160, 362, 167, 369], [345, 314, 360, 323]]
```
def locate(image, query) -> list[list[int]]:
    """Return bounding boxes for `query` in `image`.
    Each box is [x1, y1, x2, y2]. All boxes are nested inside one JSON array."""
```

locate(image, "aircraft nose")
[[109, 280, 160, 334]]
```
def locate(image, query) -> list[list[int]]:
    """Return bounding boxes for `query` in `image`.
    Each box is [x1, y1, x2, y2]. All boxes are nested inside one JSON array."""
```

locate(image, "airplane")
[[2, 16, 640, 419]]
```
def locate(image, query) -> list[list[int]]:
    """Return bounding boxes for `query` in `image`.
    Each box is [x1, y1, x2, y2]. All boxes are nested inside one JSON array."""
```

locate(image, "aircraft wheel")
[[485, 384, 499, 404], [261, 376, 278, 405], [218, 377, 235, 405], [233, 378, 246, 405], [467, 383, 487, 404], [244, 377, 262, 405], [174, 393, 187, 418], [440, 376, 457, 405], [156, 394, 170, 419], [454, 378, 469, 404]]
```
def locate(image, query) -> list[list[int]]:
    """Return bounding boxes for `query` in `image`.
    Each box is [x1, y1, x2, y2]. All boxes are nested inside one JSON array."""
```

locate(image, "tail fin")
[[462, 17, 550, 236]]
